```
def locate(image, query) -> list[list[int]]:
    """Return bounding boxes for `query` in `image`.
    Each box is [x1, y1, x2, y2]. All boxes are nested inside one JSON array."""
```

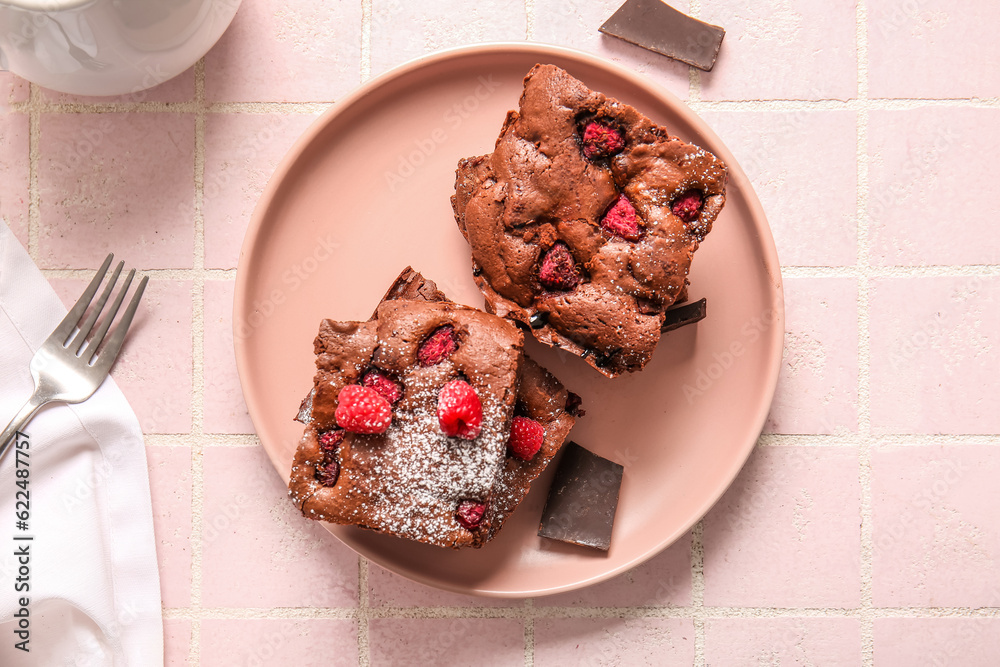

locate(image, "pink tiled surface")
[[0, 112, 29, 247], [868, 108, 1000, 266], [867, 0, 1000, 99], [700, 0, 858, 100], [3, 0, 998, 664], [202, 280, 253, 434], [38, 112, 196, 269], [704, 618, 862, 666], [369, 618, 524, 666], [200, 445, 359, 608], [702, 110, 858, 266], [872, 445, 1000, 607], [146, 446, 194, 608], [205, 0, 362, 103], [200, 619, 359, 666], [203, 112, 319, 269], [370, 0, 527, 77], [764, 277, 859, 435], [869, 277, 1000, 435], [874, 618, 1000, 666], [534, 618, 695, 665], [163, 619, 192, 667], [702, 445, 862, 607]]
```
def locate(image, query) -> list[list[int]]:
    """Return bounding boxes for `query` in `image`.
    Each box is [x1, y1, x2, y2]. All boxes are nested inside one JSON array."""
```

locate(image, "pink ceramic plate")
[[235, 43, 783, 597]]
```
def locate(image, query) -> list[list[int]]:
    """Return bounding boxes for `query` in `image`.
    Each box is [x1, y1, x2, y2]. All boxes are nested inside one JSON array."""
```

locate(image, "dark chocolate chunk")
[[599, 0, 726, 72], [538, 442, 624, 551], [295, 387, 316, 423], [661, 297, 706, 333], [530, 312, 548, 329]]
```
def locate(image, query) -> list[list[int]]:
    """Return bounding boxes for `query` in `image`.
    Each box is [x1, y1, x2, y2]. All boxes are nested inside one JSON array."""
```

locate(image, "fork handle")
[[0, 394, 46, 464]]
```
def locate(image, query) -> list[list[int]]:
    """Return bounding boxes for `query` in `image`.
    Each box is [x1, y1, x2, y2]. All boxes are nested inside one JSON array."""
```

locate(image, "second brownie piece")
[[452, 64, 727, 377]]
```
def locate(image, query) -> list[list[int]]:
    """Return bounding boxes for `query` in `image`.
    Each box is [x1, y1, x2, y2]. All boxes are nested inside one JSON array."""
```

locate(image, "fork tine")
[[81, 267, 133, 362], [91, 274, 147, 370], [55, 253, 113, 345], [72, 260, 123, 354]]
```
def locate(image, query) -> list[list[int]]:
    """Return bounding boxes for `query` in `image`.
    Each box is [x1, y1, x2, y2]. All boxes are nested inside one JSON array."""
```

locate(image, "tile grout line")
[[188, 56, 208, 666], [690, 518, 706, 665], [687, 0, 702, 106], [26, 83, 40, 260], [523, 598, 535, 666], [854, 1, 875, 664], [524, 0, 535, 41], [361, 0, 372, 83], [358, 557, 371, 666]]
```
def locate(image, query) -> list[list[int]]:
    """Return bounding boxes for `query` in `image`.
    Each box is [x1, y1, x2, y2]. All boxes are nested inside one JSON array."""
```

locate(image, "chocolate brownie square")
[[452, 64, 727, 377], [289, 269, 578, 549]]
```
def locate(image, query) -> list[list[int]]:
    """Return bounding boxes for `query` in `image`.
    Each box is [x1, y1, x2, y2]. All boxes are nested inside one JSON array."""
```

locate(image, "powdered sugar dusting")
[[344, 380, 510, 544]]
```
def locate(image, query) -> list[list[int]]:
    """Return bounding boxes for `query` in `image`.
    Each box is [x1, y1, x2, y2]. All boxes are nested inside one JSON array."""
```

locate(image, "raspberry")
[[601, 194, 642, 241], [417, 325, 458, 366], [315, 457, 340, 487], [318, 429, 345, 453], [539, 243, 580, 291], [437, 379, 483, 439], [315, 430, 343, 487], [581, 120, 625, 159], [671, 190, 704, 223], [455, 499, 487, 529], [362, 369, 402, 404], [335, 384, 392, 434], [507, 416, 544, 461]]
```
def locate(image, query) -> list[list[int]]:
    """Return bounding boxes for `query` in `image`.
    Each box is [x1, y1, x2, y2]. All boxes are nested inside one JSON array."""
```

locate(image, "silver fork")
[[0, 254, 147, 461]]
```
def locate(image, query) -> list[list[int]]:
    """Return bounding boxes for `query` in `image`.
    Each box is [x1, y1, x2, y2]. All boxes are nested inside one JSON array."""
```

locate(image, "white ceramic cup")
[[0, 0, 241, 96]]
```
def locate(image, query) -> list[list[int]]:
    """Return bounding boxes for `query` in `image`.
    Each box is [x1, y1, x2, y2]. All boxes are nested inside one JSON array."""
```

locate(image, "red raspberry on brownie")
[[508, 416, 544, 461], [455, 499, 487, 529], [539, 243, 580, 291], [315, 457, 340, 487], [601, 194, 642, 241], [671, 190, 704, 223], [318, 429, 345, 453], [335, 385, 392, 434], [581, 120, 625, 159], [362, 368, 402, 404], [417, 324, 459, 366]]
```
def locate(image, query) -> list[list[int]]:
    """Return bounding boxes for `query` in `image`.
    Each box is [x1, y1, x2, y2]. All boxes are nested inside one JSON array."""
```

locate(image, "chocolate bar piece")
[[537, 442, 624, 551], [661, 297, 707, 333], [599, 0, 726, 72]]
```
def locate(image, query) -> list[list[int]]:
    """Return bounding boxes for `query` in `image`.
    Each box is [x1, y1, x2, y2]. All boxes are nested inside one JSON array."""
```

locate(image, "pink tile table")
[[1, 0, 997, 664]]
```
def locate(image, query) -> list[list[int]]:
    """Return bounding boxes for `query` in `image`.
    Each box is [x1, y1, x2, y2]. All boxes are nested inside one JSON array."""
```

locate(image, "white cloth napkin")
[[0, 221, 163, 666]]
